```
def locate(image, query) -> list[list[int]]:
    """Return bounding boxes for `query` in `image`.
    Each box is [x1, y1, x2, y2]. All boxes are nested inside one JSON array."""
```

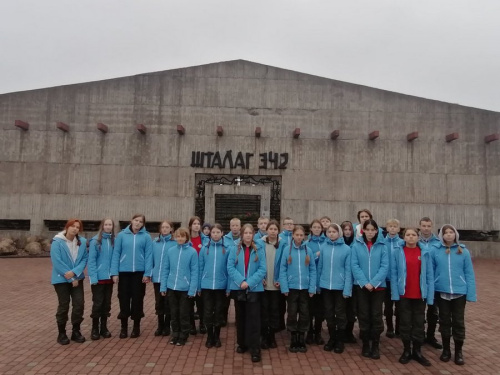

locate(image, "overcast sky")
[[1, 1, 499, 112]]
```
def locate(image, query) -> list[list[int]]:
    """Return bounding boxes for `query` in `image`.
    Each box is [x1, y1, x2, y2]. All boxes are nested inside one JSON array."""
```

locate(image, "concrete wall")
[[0, 60, 499, 234]]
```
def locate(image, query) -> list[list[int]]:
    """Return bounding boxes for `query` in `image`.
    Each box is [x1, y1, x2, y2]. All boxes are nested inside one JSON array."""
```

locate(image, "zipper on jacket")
[[159, 242, 166, 282], [298, 246, 302, 288], [329, 245, 335, 290], [133, 234, 136, 272], [448, 252, 453, 294], [213, 243, 217, 290], [107, 238, 111, 279], [366, 243, 372, 281], [174, 246, 182, 290]]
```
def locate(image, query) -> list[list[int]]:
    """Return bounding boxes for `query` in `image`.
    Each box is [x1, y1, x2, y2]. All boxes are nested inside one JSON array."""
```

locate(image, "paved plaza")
[[0, 257, 499, 375]]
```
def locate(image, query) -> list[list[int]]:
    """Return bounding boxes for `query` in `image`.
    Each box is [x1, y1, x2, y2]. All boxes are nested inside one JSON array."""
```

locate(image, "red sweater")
[[191, 235, 202, 254], [403, 246, 422, 299]]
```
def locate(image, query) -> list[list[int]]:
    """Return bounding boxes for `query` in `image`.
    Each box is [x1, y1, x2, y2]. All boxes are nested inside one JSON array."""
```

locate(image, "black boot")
[[91, 318, 101, 340], [440, 336, 451, 362], [214, 326, 222, 348], [324, 328, 335, 351], [130, 319, 141, 338], [289, 332, 299, 353], [344, 322, 357, 343], [399, 340, 412, 364], [333, 329, 345, 354], [454, 340, 465, 365], [190, 322, 197, 336], [205, 326, 214, 348], [298, 332, 307, 353], [120, 318, 128, 339], [162, 317, 170, 336], [199, 319, 207, 334], [425, 324, 442, 349], [362, 340, 371, 357], [71, 324, 86, 343], [57, 323, 70, 345], [371, 337, 380, 359], [154, 315, 164, 337], [269, 329, 277, 349], [412, 341, 431, 366], [385, 319, 395, 338], [251, 349, 261, 363], [100, 317, 111, 338]]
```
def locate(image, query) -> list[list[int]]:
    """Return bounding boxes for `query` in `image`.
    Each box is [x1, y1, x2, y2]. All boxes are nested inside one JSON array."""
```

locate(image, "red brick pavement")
[[0, 258, 499, 375]]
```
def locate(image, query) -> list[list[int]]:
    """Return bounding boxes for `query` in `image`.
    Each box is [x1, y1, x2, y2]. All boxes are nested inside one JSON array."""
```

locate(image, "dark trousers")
[[153, 283, 170, 321], [286, 289, 310, 333], [168, 290, 192, 339], [54, 280, 84, 326], [437, 294, 466, 341], [355, 286, 385, 340], [233, 292, 262, 352], [91, 283, 113, 318], [308, 293, 324, 332], [117, 272, 145, 321], [191, 295, 204, 326], [345, 288, 357, 323], [279, 293, 287, 329], [426, 293, 439, 336], [261, 290, 281, 333], [398, 298, 426, 343], [383, 282, 399, 326], [202, 289, 226, 328], [322, 289, 347, 331]]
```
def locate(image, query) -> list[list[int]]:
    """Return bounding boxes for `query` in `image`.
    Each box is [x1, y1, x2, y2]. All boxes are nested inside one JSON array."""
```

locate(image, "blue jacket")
[[50, 234, 88, 285], [201, 233, 210, 246], [199, 238, 232, 292], [254, 230, 267, 241], [306, 235, 324, 265], [385, 235, 405, 281], [351, 235, 389, 288], [159, 243, 199, 296], [317, 237, 352, 296], [391, 242, 434, 304], [278, 230, 293, 247], [227, 242, 267, 292], [419, 233, 441, 250], [151, 234, 177, 283], [274, 236, 292, 283], [224, 232, 241, 247], [279, 241, 317, 294], [88, 233, 113, 284], [431, 243, 477, 302], [110, 226, 153, 276]]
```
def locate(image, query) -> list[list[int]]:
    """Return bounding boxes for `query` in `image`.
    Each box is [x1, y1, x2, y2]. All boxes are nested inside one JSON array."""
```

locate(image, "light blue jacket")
[[306, 235, 324, 265], [273, 232, 293, 283], [88, 232, 113, 284], [419, 233, 441, 249], [351, 235, 389, 289], [279, 241, 317, 294], [431, 243, 477, 302], [317, 237, 352, 296], [151, 234, 177, 283], [227, 242, 267, 292], [50, 234, 88, 285], [254, 230, 267, 241], [278, 230, 293, 246], [391, 241, 434, 304], [110, 226, 153, 276], [224, 232, 241, 247], [159, 243, 199, 296], [199, 238, 232, 292], [385, 235, 405, 281], [201, 233, 210, 246]]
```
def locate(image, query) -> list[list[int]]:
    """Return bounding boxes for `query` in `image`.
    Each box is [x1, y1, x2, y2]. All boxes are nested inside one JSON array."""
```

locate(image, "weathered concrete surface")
[[0, 60, 499, 235]]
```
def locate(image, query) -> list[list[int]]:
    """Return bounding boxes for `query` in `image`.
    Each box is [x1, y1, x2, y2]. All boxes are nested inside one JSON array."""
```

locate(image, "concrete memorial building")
[[1, 60, 499, 249]]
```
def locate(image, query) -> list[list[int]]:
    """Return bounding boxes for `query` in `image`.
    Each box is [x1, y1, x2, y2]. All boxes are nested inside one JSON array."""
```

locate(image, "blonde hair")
[[235, 224, 258, 264], [174, 227, 190, 242], [386, 218, 400, 227]]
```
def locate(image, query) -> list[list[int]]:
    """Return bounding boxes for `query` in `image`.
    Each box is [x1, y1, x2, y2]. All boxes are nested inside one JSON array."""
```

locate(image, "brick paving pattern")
[[0, 258, 499, 375]]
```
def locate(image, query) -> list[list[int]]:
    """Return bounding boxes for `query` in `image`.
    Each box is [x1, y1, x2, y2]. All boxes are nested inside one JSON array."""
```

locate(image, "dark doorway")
[[215, 194, 261, 232]]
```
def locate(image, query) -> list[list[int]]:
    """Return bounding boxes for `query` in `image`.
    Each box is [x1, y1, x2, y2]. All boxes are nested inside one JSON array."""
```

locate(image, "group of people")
[[50, 210, 476, 366]]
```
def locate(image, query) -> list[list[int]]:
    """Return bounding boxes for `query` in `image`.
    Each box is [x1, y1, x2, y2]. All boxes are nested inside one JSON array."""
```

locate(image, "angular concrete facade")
[[0, 60, 499, 235]]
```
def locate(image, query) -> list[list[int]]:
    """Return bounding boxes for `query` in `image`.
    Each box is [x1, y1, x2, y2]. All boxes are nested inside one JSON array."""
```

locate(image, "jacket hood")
[[438, 224, 460, 246], [331, 223, 343, 237], [54, 231, 68, 241], [324, 236, 346, 246], [308, 234, 323, 242], [355, 231, 386, 245], [156, 234, 173, 242], [123, 225, 148, 235], [281, 230, 292, 237]]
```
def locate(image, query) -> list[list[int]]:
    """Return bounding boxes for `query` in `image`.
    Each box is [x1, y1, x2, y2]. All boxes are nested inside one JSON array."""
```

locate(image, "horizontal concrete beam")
[[14, 120, 29, 131], [56, 122, 69, 132]]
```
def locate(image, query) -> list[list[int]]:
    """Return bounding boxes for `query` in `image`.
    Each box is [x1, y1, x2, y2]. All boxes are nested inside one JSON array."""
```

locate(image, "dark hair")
[[362, 219, 379, 243], [419, 217, 432, 225], [207, 223, 226, 255], [266, 219, 280, 231], [188, 216, 201, 233], [357, 209, 373, 222], [309, 219, 323, 235], [64, 219, 83, 246], [441, 225, 462, 254], [97, 218, 116, 249], [131, 214, 146, 231]]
